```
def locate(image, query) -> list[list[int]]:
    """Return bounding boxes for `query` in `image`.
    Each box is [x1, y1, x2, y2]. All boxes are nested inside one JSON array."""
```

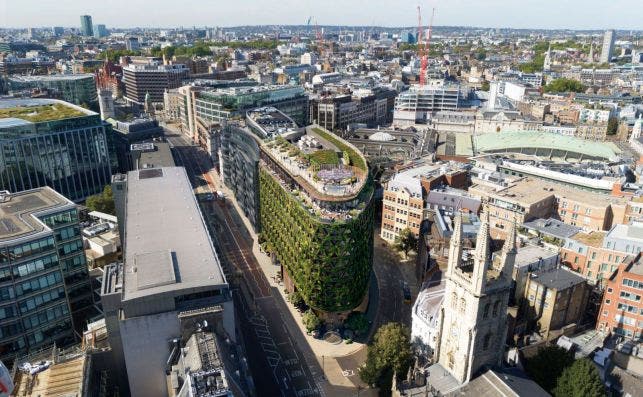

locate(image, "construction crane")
[[418, 6, 436, 87]]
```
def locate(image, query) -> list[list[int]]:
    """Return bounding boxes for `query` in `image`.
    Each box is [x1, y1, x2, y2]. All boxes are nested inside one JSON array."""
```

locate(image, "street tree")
[[359, 322, 412, 388], [393, 228, 418, 259]]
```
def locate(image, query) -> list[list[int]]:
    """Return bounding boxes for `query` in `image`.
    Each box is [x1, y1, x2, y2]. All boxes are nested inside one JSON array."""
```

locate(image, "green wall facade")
[[259, 168, 374, 313]]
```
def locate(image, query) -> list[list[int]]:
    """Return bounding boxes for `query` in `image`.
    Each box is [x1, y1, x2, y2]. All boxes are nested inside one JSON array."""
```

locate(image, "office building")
[[123, 62, 189, 104], [103, 167, 233, 397], [597, 254, 642, 340], [52, 26, 64, 36], [221, 121, 374, 319], [309, 88, 395, 132], [0, 54, 55, 76], [6, 74, 98, 108], [520, 267, 590, 340], [0, 187, 95, 365], [94, 24, 108, 39], [177, 84, 308, 150], [393, 83, 464, 126], [600, 29, 616, 64], [79, 15, 93, 37], [0, 99, 112, 202]]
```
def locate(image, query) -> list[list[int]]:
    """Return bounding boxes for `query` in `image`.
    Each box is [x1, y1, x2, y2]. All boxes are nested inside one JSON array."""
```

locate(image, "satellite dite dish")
[[0, 360, 13, 397]]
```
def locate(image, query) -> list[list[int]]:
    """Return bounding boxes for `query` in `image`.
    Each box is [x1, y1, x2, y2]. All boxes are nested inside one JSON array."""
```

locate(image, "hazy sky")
[[1, 0, 641, 30]]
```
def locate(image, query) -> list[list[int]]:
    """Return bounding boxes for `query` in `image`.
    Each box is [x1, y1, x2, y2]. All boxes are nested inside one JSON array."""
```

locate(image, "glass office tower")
[[0, 98, 111, 202]]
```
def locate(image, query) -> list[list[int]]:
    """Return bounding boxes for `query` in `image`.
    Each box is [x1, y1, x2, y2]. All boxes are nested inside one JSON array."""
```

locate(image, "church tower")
[[543, 44, 552, 72], [436, 212, 515, 384]]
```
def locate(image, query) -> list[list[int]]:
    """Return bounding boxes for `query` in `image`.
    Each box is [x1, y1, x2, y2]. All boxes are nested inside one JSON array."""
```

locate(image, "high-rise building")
[[600, 29, 615, 63], [0, 98, 112, 201], [51, 26, 64, 36], [0, 187, 96, 365], [122, 62, 189, 105], [94, 24, 108, 38], [434, 213, 514, 384], [5, 74, 98, 108], [104, 167, 233, 396], [80, 15, 93, 37]]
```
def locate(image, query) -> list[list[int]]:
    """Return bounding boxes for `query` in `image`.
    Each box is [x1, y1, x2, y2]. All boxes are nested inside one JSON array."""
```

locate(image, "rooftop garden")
[[311, 127, 367, 172], [0, 103, 86, 122]]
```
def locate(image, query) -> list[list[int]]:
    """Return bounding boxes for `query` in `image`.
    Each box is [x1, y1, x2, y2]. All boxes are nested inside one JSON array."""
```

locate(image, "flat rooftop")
[[123, 167, 226, 302], [0, 187, 75, 244], [532, 267, 586, 290], [0, 98, 93, 124], [8, 73, 95, 82], [515, 244, 558, 269]]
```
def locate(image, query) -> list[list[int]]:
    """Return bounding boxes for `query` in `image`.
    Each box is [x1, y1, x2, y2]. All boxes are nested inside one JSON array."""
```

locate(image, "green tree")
[[302, 309, 321, 333], [543, 78, 586, 93], [553, 358, 605, 397], [393, 228, 418, 259], [288, 290, 306, 310], [607, 116, 619, 135], [481, 81, 490, 91], [359, 323, 412, 387], [85, 185, 115, 215], [344, 312, 369, 336], [524, 346, 574, 393]]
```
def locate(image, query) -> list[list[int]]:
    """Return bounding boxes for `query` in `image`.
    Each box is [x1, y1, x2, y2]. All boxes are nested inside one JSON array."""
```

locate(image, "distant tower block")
[[600, 29, 615, 64], [98, 88, 115, 120], [588, 42, 594, 63]]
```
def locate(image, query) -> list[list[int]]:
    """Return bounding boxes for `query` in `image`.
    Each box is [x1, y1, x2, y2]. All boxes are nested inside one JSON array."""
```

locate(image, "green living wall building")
[[254, 122, 374, 316]]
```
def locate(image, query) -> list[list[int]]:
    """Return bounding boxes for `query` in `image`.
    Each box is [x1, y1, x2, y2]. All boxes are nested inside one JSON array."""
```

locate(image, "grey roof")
[[514, 245, 559, 269], [427, 189, 481, 213], [523, 218, 581, 239], [0, 187, 75, 244], [123, 167, 227, 302], [531, 267, 586, 290], [131, 142, 175, 170], [448, 368, 550, 397]]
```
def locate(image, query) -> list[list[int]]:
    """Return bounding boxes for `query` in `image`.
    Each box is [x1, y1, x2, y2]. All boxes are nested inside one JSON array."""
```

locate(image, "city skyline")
[[1, 0, 642, 31]]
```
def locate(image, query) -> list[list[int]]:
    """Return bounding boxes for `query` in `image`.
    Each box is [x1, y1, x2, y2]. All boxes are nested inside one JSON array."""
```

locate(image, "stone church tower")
[[435, 212, 515, 384]]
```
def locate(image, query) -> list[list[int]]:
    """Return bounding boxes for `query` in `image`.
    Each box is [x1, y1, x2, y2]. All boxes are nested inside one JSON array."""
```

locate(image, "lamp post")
[[322, 355, 325, 380]]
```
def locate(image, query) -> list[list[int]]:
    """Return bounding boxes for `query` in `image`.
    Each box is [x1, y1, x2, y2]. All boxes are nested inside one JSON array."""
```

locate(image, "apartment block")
[[521, 267, 590, 340], [597, 254, 642, 340]]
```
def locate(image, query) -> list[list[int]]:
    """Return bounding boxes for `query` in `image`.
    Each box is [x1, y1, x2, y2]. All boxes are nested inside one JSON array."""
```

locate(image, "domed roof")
[[369, 131, 395, 142]]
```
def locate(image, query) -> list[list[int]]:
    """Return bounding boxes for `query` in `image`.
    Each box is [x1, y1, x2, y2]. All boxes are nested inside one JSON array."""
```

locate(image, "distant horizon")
[[1, 0, 642, 31], [3, 24, 643, 35]]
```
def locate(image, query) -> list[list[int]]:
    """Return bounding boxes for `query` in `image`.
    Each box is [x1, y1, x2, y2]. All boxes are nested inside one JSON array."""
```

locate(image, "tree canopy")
[[394, 228, 418, 259], [553, 358, 605, 397], [543, 78, 586, 93], [359, 322, 412, 388], [85, 185, 115, 215], [100, 49, 141, 62], [524, 345, 575, 393], [302, 309, 321, 333]]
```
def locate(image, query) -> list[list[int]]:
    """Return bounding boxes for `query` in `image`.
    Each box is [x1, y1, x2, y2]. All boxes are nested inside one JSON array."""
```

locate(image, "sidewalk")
[[207, 169, 375, 396]]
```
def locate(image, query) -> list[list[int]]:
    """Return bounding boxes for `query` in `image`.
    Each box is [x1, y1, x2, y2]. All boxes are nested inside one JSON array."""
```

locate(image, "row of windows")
[[15, 271, 63, 297], [23, 303, 69, 330], [40, 210, 79, 229], [0, 304, 17, 321], [620, 291, 641, 302], [616, 302, 641, 314], [18, 286, 66, 314], [623, 278, 642, 290], [0, 321, 22, 339], [0, 237, 55, 263], [58, 240, 84, 258], [11, 254, 59, 280], [54, 225, 81, 242]]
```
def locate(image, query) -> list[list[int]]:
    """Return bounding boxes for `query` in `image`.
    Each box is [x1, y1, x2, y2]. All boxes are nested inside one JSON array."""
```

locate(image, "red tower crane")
[[419, 7, 436, 87]]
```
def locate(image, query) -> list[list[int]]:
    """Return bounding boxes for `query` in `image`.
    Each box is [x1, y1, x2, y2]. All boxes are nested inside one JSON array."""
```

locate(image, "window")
[[447, 351, 455, 369], [605, 299, 611, 305], [620, 291, 641, 302], [483, 303, 491, 318], [460, 298, 467, 313], [492, 301, 501, 317], [451, 293, 458, 310], [483, 333, 492, 350]]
